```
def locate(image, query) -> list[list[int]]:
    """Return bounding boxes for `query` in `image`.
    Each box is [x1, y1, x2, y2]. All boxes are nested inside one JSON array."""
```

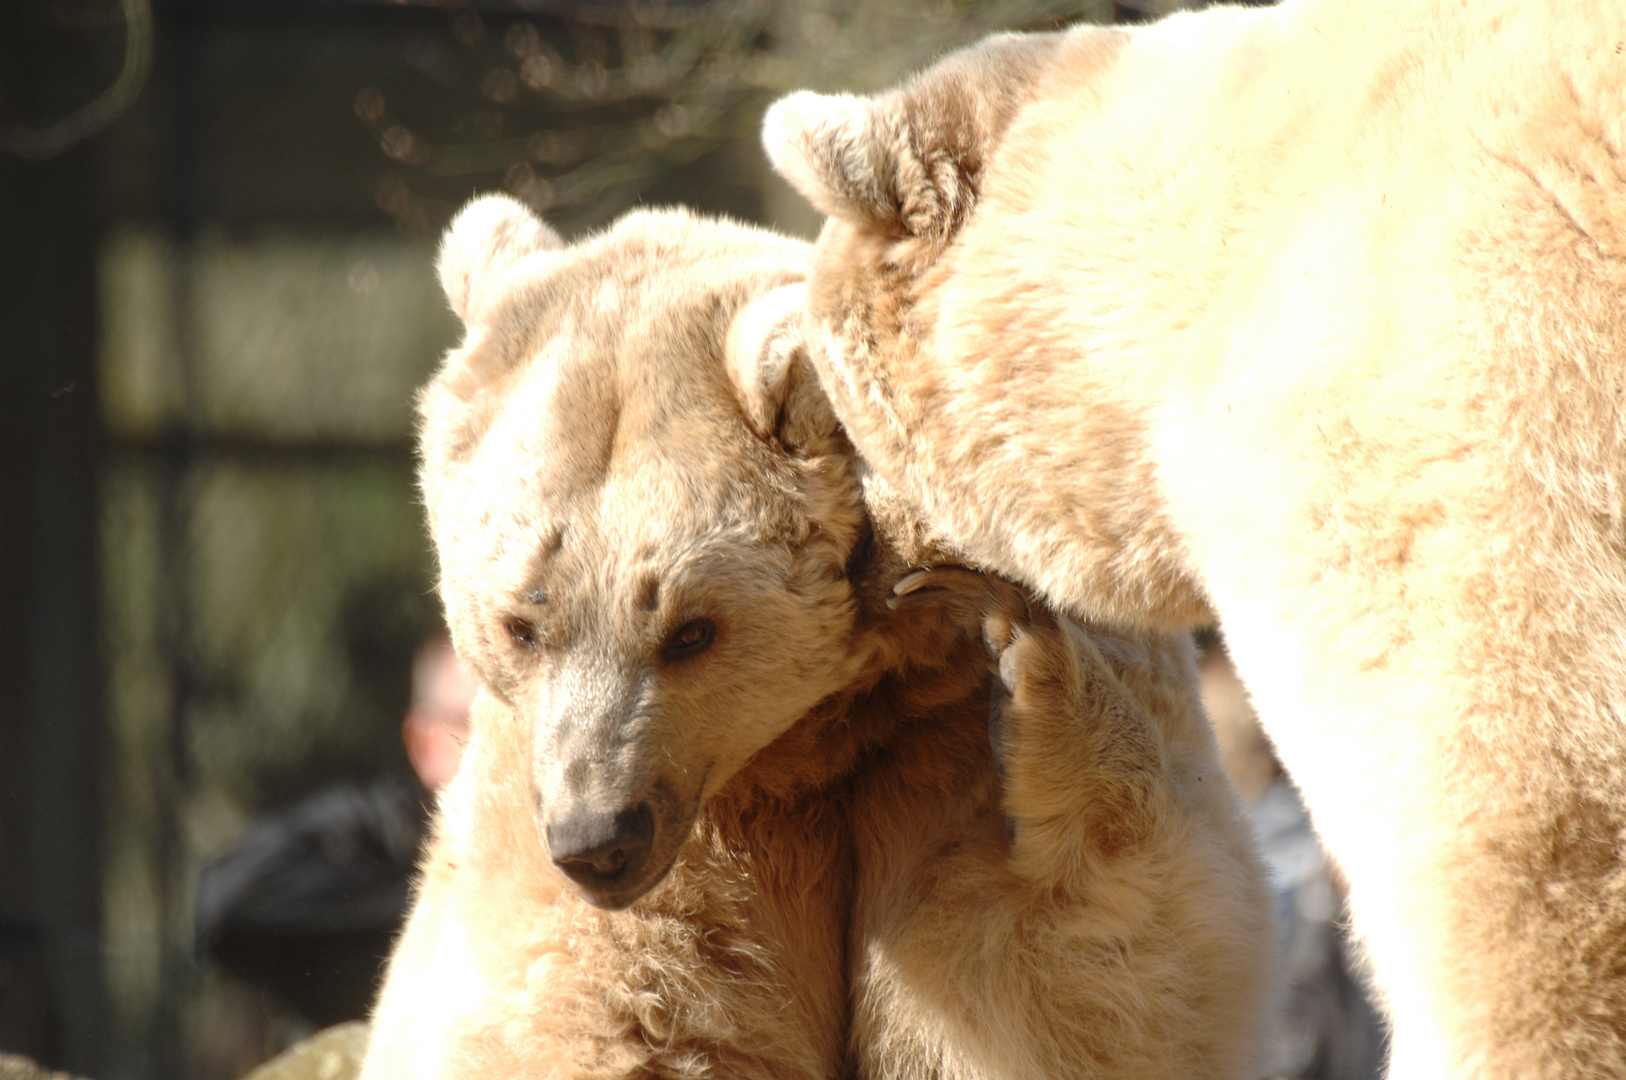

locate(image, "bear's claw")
[[887, 565, 988, 608]]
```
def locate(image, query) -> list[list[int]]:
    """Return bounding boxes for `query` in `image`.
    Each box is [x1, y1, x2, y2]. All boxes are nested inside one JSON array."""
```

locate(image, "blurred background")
[[0, 0, 1379, 1076]]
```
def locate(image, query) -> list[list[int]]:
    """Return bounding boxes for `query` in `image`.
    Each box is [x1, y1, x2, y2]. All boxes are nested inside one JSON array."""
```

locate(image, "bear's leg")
[[893, 568, 1171, 888], [979, 589, 1171, 890], [858, 570, 1272, 1078]]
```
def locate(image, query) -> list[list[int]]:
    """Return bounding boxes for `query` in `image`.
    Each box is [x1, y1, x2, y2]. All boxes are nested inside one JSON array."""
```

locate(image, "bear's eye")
[[662, 618, 715, 663], [503, 616, 537, 647]]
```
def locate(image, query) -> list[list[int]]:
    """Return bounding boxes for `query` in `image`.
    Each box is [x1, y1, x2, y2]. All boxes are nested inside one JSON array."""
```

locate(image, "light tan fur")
[[359, 197, 1273, 1078], [762, 4, 1626, 1078]]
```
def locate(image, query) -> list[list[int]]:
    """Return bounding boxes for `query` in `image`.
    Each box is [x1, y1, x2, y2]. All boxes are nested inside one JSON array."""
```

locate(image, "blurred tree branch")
[[356, 0, 1114, 232], [1, 0, 153, 160]]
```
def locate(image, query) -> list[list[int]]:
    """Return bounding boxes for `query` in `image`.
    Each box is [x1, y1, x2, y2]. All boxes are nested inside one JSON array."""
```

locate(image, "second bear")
[[360, 197, 1274, 1079]]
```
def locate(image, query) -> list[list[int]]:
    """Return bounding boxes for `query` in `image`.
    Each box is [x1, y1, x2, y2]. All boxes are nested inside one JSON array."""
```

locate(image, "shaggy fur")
[[762, 3, 1626, 1078], [359, 198, 1273, 1078]]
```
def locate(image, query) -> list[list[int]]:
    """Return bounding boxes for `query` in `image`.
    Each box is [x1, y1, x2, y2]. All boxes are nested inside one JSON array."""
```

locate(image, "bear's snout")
[[546, 803, 656, 901]]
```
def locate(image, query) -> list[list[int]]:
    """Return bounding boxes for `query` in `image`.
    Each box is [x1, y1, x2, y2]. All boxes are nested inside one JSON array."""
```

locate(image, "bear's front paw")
[[890, 567, 1055, 816], [894, 567, 1169, 888]]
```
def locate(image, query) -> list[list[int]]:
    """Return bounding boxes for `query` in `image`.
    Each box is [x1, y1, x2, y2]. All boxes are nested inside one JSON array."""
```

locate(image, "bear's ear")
[[724, 282, 837, 453], [438, 194, 564, 324], [763, 29, 1100, 240], [761, 92, 892, 229]]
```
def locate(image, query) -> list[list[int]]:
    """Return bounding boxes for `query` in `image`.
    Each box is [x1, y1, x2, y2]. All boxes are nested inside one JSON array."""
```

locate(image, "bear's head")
[[753, 27, 1231, 632], [421, 196, 962, 910]]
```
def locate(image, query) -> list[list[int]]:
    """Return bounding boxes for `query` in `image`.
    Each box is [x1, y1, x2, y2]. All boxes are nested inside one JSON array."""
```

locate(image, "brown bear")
[[761, 3, 1626, 1077], [358, 196, 1274, 1079]]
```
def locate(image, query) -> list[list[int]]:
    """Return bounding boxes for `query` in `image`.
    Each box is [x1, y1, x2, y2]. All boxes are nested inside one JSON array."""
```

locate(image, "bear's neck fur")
[[708, 466, 992, 817]]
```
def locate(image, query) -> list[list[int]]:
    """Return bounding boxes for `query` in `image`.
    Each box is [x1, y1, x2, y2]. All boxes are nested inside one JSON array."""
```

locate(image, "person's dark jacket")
[[193, 779, 428, 1027]]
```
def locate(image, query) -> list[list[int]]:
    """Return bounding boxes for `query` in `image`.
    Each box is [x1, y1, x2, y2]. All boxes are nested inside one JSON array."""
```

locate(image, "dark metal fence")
[[1, 1, 1116, 1074]]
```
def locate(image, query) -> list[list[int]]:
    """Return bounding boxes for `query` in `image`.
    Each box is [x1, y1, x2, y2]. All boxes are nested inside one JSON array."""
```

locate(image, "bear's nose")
[[546, 803, 656, 892]]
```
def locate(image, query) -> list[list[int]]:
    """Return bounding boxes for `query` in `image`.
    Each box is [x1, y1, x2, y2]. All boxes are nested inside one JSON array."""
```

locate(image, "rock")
[[240, 1022, 368, 1080], [0, 1053, 84, 1080]]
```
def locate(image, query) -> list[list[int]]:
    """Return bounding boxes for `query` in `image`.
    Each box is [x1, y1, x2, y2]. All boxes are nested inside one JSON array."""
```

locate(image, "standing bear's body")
[[358, 199, 1273, 1079], [763, 2, 1626, 1078]]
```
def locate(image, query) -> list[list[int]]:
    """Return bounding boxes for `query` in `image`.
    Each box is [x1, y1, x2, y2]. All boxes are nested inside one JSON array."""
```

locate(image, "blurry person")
[[192, 634, 474, 1028], [1198, 636, 1386, 1080], [398, 635, 475, 794]]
